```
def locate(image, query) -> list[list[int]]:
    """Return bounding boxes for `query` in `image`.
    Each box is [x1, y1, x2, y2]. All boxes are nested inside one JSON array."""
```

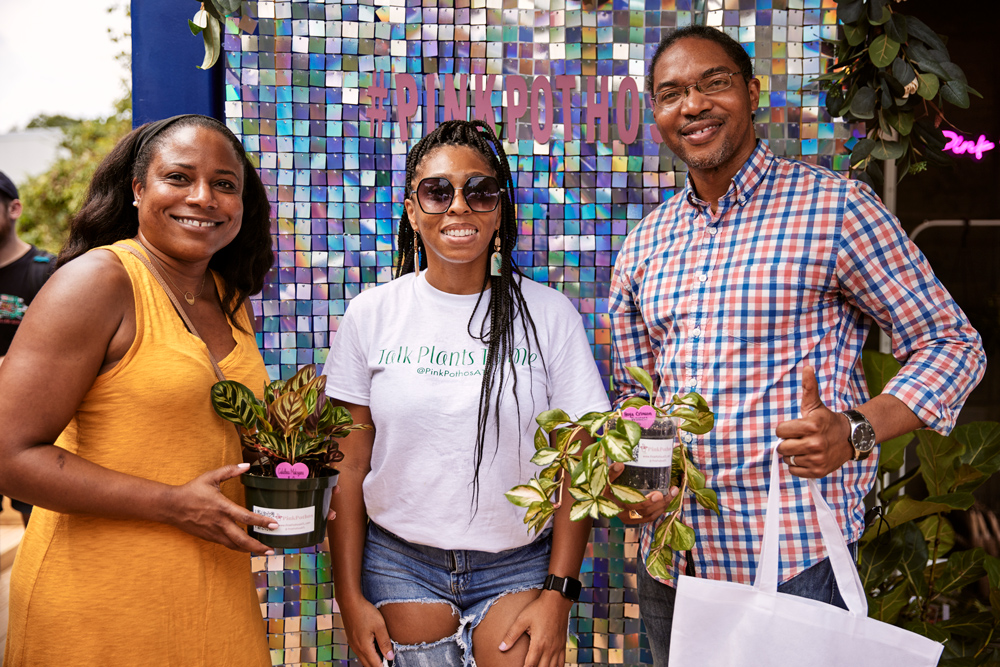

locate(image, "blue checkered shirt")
[[609, 141, 986, 585]]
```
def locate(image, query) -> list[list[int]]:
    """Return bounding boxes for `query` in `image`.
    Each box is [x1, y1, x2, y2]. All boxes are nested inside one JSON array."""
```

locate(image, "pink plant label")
[[622, 405, 656, 429], [275, 462, 310, 479]]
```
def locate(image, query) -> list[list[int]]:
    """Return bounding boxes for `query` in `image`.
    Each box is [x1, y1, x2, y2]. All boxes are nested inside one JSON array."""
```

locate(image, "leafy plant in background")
[[506, 367, 717, 580], [816, 0, 980, 188], [211, 365, 371, 477], [860, 351, 1000, 664], [189, 0, 245, 69]]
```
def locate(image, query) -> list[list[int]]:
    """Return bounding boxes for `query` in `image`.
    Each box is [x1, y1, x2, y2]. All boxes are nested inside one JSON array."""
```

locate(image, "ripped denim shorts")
[[362, 521, 552, 667]]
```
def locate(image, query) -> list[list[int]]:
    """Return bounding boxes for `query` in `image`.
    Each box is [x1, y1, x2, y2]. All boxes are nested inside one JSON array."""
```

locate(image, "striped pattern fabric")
[[609, 141, 986, 585]]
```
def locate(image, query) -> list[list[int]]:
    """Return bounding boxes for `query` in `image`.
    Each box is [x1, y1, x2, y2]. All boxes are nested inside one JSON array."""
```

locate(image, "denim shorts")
[[362, 522, 552, 667]]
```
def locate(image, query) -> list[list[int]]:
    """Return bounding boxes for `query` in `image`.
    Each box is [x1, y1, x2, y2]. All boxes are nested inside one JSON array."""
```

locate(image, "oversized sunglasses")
[[413, 176, 504, 214]]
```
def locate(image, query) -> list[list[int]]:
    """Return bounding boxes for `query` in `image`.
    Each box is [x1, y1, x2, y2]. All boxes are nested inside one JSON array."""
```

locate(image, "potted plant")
[[210, 364, 370, 549], [506, 367, 717, 579]]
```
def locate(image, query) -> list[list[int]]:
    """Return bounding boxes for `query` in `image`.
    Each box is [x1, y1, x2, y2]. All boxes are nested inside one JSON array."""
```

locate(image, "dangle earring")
[[413, 232, 421, 277], [490, 230, 502, 277]]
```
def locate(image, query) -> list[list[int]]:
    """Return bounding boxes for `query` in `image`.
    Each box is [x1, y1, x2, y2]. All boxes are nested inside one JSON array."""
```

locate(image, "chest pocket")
[[720, 261, 832, 344]]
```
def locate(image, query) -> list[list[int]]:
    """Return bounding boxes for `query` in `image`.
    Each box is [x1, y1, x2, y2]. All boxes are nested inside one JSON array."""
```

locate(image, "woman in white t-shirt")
[[324, 120, 610, 667]]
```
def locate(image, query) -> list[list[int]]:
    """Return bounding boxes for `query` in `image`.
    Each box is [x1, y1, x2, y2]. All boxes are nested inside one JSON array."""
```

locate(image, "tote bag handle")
[[753, 445, 868, 616]]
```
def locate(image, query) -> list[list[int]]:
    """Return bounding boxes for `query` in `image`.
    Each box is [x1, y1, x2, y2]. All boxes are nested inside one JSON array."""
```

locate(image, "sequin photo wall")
[[225, 0, 854, 665]]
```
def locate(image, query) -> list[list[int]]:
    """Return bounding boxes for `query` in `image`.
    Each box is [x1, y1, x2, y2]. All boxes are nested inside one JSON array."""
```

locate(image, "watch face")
[[855, 422, 876, 451]]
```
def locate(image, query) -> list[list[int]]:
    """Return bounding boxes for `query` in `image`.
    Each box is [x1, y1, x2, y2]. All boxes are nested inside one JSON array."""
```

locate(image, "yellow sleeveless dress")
[[4, 241, 271, 666]]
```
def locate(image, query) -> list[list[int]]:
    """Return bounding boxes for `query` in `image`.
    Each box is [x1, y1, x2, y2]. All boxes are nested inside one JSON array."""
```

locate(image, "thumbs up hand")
[[774, 367, 854, 478]]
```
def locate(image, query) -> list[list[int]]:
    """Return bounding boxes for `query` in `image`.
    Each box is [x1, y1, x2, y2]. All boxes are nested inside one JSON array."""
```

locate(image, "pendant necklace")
[[146, 247, 207, 305]]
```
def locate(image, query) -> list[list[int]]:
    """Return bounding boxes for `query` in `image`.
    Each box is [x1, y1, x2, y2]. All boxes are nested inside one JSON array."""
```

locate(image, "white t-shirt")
[[324, 272, 610, 552]]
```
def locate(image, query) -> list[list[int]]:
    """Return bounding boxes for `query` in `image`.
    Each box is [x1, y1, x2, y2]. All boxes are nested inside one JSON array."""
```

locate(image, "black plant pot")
[[241, 469, 339, 549]]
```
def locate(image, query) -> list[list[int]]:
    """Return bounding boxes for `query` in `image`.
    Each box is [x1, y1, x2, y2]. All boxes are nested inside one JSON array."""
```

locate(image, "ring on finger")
[[629, 509, 642, 519], [788, 454, 797, 467]]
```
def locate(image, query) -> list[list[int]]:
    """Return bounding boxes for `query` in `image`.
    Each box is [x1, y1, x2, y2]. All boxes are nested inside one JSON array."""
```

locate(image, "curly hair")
[[58, 115, 273, 331], [395, 119, 543, 510]]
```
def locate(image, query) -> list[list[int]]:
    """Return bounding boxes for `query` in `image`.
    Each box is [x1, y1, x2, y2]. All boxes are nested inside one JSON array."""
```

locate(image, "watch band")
[[843, 409, 876, 462], [543, 574, 582, 602]]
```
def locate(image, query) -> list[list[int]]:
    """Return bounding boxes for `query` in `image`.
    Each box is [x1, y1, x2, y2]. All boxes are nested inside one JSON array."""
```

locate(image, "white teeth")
[[442, 229, 476, 237], [175, 217, 219, 228]]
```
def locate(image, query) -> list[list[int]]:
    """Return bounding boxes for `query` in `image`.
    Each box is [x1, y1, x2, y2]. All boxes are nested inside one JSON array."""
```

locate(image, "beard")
[[666, 114, 748, 172]]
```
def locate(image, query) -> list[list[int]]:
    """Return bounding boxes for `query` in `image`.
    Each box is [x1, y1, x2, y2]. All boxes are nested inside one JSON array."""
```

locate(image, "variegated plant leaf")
[[210, 380, 261, 430], [270, 392, 308, 437]]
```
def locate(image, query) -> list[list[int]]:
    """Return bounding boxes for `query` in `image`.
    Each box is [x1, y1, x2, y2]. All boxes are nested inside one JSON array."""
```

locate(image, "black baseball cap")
[[0, 171, 17, 201]]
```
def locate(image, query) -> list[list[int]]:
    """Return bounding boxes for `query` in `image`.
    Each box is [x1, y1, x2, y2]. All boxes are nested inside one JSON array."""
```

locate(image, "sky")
[[0, 0, 131, 133]]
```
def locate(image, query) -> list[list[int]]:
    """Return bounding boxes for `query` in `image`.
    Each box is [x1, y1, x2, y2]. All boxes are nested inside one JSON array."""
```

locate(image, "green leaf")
[[686, 464, 706, 491], [506, 484, 545, 507], [578, 411, 611, 437], [534, 426, 549, 451], [626, 366, 656, 401], [867, 583, 911, 624], [618, 418, 642, 447], [844, 21, 867, 47], [850, 86, 877, 119], [837, 0, 865, 25], [610, 483, 647, 504], [866, 0, 889, 25], [904, 621, 951, 644], [933, 548, 986, 596], [871, 137, 907, 161], [869, 35, 900, 68], [916, 431, 964, 495], [889, 111, 914, 137], [883, 14, 907, 43], [905, 15, 947, 52], [693, 487, 720, 514], [589, 464, 609, 498], [918, 515, 956, 559], [923, 492, 976, 511], [850, 138, 877, 167], [210, 380, 262, 429], [596, 497, 622, 518], [198, 14, 222, 70], [530, 447, 561, 467], [602, 431, 634, 463], [890, 57, 916, 87], [189, 19, 205, 36], [645, 548, 674, 581], [914, 58, 950, 81], [859, 521, 928, 594], [883, 496, 957, 530], [621, 396, 650, 410], [668, 520, 697, 552], [206, 0, 242, 18], [569, 499, 596, 522], [878, 433, 913, 474], [955, 422, 1000, 475], [941, 80, 971, 109], [536, 409, 571, 433]]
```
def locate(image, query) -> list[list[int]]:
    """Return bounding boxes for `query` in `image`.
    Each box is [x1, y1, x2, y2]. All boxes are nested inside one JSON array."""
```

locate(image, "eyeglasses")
[[412, 176, 505, 214], [650, 71, 742, 110]]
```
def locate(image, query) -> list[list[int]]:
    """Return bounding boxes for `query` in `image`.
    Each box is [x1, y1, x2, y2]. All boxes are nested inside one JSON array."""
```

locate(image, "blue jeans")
[[361, 522, 552, 667], [637, 544, 859, 666]]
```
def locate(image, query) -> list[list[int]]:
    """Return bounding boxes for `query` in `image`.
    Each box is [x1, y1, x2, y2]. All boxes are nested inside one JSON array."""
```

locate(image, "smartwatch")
[[842, 409, 877, 461], [542, 574, 582, 602]]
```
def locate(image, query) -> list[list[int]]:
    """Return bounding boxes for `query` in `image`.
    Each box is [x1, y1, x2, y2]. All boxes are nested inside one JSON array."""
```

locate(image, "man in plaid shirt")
[[609, 26, 986, 663]]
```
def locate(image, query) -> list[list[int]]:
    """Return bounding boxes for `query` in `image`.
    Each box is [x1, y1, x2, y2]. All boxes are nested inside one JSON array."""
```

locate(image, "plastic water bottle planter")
[[210, 364, 371, 548], [506, 366, 717, 580]]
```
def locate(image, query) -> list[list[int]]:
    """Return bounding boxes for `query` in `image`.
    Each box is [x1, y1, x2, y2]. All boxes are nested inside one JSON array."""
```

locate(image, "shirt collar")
[[683, 140, 773, 210]]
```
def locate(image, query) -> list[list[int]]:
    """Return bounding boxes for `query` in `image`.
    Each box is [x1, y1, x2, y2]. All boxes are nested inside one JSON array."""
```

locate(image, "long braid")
[[395, 120, 544, 512]]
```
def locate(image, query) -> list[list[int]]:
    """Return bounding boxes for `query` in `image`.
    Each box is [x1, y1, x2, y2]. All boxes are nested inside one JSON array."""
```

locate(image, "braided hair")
[[395, 119, 543, 510]]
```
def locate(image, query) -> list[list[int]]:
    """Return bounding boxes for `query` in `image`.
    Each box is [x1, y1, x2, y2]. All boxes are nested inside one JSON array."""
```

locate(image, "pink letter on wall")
[[505, 75, 528, 142], [425, 73, 438, 134], [530, 75, 553, 145], [396, 74, 418, 142], [616, 76, 640, 145], [554, 75, 576, 141], [442, 73, 469, 122], [473, 73, 498, 135], [586, 76, 610, 144]]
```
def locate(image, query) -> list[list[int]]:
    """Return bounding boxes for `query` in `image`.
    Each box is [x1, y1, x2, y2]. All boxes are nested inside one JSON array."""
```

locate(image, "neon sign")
[[942, 131, 995, 160]]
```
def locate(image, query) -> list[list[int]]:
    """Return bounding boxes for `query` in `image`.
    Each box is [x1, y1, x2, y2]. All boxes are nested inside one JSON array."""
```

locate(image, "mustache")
[[679, 114, 725, 132]]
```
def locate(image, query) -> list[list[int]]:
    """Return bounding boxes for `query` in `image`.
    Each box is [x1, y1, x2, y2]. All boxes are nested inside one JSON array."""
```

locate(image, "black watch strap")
[[543, 574, 582, 602]]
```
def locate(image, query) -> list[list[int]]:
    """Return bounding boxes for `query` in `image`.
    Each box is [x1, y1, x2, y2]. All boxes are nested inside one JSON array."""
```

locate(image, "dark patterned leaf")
[[860, 521, 927, 591], [933, 548, 986, 596], [941, 80, 971, 109], [210, 380, 261, 429], [837, 0, 865, 25], [918, 515, 956, 559], [955, 422, 1000, 476], [916, 430, 964, 495], [867, 583, 910, 624], [270, 392, 308, 436], [905, 15, 947, 52], [884, 14, 908, 43]]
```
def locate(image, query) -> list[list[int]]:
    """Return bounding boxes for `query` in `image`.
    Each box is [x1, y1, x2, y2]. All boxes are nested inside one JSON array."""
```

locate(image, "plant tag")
[[253, 505, 315, 535], [275, 462, 310, 479], [622, 405, 656, 429]]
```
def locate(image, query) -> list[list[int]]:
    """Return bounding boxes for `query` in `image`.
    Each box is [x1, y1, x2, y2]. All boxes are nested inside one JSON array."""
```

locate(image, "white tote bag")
[[668, 447, 943, 667]]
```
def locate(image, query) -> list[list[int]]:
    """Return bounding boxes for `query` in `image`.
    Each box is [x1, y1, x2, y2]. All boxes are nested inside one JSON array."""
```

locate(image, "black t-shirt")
[[0, 245, 56, 355]]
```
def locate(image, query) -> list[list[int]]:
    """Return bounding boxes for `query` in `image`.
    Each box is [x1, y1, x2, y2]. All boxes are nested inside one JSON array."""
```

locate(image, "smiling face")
[[132, 124, 245, 263], [403, 144, 502, 292], [651, 37, 760, 185]]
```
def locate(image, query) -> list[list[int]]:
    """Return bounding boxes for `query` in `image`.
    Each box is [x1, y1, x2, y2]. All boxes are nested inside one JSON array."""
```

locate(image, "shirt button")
[[692, 327, 702, 338], [698, 274, 707, 282], [708, 226, 718, 235]]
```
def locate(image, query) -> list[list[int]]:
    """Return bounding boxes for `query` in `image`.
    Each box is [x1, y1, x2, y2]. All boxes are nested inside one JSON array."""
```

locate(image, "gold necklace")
[[146, 248, 207, 306]]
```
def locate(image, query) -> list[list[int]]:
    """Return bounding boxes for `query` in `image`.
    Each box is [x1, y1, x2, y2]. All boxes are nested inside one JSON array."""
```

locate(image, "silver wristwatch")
[[842, 409, 876, 461]]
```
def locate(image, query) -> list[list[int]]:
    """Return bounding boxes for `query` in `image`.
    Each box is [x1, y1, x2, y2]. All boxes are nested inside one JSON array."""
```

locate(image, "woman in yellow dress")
[[0, 114, 275, 666]]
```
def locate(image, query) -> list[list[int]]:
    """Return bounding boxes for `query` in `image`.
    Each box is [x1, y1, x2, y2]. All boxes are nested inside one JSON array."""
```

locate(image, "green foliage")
[[817, 2, 980, 188], [210, 364, 370, 476], [190, 0, 256, 69], [506, 366, 718, 580], [16, 94, 132, 254], [860, 351, 1000, 663]]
